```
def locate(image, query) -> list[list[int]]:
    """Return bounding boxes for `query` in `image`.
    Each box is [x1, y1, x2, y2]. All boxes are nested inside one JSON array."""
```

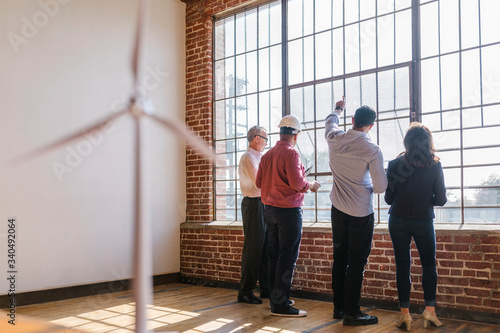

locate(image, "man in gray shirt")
[[325, 97, 387, 326]]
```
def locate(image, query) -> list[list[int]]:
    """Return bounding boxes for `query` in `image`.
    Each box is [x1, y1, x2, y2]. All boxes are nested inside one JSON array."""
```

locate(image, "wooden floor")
[[5, 283, 500, 333]]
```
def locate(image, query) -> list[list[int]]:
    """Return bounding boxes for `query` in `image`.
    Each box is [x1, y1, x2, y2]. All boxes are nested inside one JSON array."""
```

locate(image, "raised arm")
[[325, 96, 346, 141]]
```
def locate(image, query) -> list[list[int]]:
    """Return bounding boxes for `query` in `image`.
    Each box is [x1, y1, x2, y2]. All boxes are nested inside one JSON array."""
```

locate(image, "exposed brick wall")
[[184, 0, 254, 222], [181, 224, 500, 317]]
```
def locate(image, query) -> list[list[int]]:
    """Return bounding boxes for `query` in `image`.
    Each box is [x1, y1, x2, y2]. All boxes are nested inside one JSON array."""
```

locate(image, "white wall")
[[0, 0, 186, 293]]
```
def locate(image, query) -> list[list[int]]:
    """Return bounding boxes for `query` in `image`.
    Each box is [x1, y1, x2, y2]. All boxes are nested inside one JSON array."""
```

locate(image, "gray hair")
[[247, 125, 267, 142]]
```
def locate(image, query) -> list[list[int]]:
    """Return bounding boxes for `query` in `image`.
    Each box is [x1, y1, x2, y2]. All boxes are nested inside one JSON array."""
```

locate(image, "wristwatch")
[[335, 105, 343, 111]]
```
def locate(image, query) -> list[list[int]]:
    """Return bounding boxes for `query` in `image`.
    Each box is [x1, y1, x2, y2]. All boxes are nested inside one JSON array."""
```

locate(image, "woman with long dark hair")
[[385, 123, 447, 331]]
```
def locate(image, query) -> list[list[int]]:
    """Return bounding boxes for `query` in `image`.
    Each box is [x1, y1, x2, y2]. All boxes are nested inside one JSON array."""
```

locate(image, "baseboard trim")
[[178, 276, 500, 326], [0, 273, 180, 308]]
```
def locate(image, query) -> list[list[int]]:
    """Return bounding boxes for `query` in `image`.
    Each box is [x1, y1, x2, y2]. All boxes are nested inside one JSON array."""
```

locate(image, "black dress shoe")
[[333, 308, 344, 319], [343, 312, 378, 326], [237, 294, 263, 304]]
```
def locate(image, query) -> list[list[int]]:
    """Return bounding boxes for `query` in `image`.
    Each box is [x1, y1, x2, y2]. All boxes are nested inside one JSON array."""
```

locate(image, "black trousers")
[[265, 205, 302, 311], [331, 205, 374, 315], [238, 197, 269, 297]]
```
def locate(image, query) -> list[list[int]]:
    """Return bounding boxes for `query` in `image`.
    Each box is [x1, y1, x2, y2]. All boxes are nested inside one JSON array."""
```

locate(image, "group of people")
[[236, 97, 447, 330]]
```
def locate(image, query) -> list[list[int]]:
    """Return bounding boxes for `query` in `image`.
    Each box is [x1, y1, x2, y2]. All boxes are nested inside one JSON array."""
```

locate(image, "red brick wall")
[[184, 0, 254, 222], [180, 225, 500, 316]]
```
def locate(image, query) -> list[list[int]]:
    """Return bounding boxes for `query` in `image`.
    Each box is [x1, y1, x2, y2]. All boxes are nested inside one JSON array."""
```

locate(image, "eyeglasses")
[[255, 134, 268, 142]]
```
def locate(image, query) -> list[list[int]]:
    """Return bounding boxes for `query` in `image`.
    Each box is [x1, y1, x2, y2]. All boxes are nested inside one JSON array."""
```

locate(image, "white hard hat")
[[278, 115, 301, 134]]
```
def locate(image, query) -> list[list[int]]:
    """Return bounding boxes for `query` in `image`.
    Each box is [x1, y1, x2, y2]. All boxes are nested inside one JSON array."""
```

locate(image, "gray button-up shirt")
[[325, 113, 388, 217]]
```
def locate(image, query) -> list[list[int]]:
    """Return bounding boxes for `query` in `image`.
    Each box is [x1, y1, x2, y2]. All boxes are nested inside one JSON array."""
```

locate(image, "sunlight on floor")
[[50, 303, 200, 332]]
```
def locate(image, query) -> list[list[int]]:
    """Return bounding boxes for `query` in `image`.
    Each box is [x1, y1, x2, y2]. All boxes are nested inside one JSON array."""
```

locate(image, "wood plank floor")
[[6, 283, 500, 333]]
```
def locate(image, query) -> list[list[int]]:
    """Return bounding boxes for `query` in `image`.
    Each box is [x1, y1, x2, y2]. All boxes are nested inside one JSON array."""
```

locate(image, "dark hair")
[[400, 122, 440, 168], [353, 106, 376, 128]]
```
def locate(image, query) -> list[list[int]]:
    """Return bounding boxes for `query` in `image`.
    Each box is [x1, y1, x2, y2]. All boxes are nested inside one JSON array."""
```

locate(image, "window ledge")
[[182, 221, 500, 233]]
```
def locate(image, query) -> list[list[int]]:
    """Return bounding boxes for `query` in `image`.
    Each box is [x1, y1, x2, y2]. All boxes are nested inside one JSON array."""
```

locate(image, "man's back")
[[325, 113, 387, 217]]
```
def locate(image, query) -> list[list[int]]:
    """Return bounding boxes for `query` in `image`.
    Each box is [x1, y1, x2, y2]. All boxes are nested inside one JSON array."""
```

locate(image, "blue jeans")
[[265, 205, 302, 312], [389, 215, 437, 308], [331, 206, 374, 315]]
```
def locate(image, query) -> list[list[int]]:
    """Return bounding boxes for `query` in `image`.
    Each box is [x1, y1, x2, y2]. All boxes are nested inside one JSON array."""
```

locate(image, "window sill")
[[181, 221, 500, 233]]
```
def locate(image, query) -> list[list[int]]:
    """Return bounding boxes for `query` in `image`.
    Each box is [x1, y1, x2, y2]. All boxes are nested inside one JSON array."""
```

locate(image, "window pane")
[[288, 0, 303, 40], [395, 9, 412, 64], [435, 208, 461, 223], [483, 105, 500, 126], [270, 45, 282, 89], [345, 0, 359, 24], [439, 150, 461, 167], [332, 28, 344, 76], [332, 0, 343, 27], [378, 0, 394, 16], [462, 107, 482, 128], [246, 9, 258, 51], [440, 0, 459, 54], [215, 100, 235, 140], [316, 128, 330, 173], [481, 44, 500, 105], [316, 31, 332, 79], [480, 0, 500, 45], [421, 57, 441, 113], [236, 13, 246, 54], [460, 0, 480, 49], [288, 39, 302, 84], [359, 0, 375, 20], [316, 82, 333, 125], [420, 2, 439, 58], [215, 155, 236, 180], [345, 24, 360, 73], [235, 54, 246, 96], [465, 208, 500, 223], [378, 70, 395, 112], [377, 14, 395, 67], [361, 73, 377, 108], [395, 67, 410, 110], [247, 51, 258, 94], [222, 17, 235, 58], [463, 126, 500, 148], [462, 49, 482, 107], [464, 165, 500, 186], [296, 129, 315, 170], [259, 91, 270, 130], [422, 112, 441, 132], [443, 167, 461, 188], [378, 118, 409, 163], [269, 2, 281, 45], [440, 53, 460, 110], [290, 86, 314, 125], [315, 0, 332, 32], [465, 188, 500, 207], [259, 5, 270, 48], [360, 19, 376, 70], [441, 110, 460, 131], [259, 49, 270, 91], [446, 189, 461, 207], [433, 130, 461, 150]]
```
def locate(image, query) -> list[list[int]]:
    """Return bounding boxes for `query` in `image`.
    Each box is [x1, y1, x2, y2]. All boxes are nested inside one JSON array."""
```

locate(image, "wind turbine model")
[[10, 1, 215, 332]]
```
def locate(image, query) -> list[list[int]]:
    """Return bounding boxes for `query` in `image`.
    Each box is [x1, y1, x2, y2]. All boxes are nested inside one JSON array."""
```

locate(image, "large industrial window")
[[213, 0, 500, 224]]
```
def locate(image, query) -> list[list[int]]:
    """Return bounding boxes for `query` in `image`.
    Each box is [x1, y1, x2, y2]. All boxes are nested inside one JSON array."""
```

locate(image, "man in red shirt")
[[256, 115, 321, 317]]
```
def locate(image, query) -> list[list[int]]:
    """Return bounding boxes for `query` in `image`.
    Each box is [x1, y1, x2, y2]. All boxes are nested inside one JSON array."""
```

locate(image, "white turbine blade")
[[131, 0, 150, 96], [7, 109, 128, 167], [146, 114, 216, 162]]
